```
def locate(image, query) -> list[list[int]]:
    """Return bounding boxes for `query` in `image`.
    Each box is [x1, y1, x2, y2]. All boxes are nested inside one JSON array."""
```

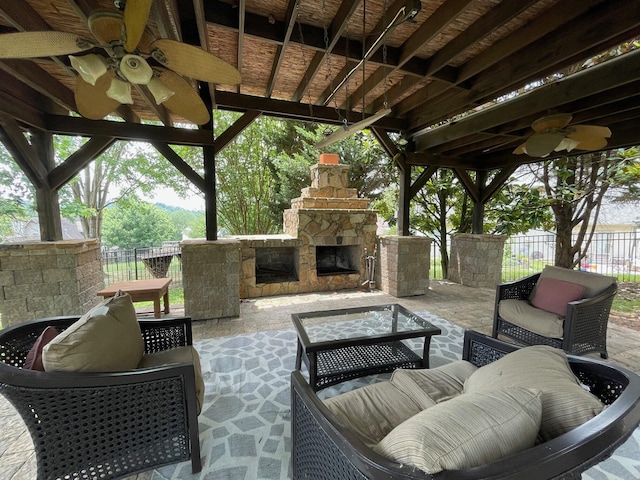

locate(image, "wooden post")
[[200, 83, 217, 241], [397, 156, 411, 236], [32, 131, 63, 241], [472, 170, 487, 234]]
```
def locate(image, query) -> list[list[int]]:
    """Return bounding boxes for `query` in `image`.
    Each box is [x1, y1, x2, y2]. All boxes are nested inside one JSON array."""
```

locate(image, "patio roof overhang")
[[0, 0, 639, 239]]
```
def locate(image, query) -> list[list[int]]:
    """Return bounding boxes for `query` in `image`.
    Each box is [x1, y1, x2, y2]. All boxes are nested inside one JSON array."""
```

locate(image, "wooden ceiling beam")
[[423, 0, 538, 78], [0, 87, 49, 130], [412, 48, 640, 152], [0, 60, 76, 113], [152, 0, 182, 41], [409, 165, 438, 198], [214, 90, 405, 130], [151, 141, 206, 192], [46, 115, 215, 146], [367, 76, 422, 114], [192, 0, 217, 108], [370, 127, 399, 158], [266, 0, 301, 98], [409, 0, 640, 131], [213, 110, 261, 151], [49, 136, 116, 190], [291, 0, 360, 102], [0, 115, 49, 188]]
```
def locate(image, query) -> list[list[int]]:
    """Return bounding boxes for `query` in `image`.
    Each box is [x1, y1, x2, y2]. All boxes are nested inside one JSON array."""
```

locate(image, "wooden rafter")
[[152, 141, 206, 193], [266, 0, 301, 98], [0, 115, 48, 188], [49, 136, 116, 190]]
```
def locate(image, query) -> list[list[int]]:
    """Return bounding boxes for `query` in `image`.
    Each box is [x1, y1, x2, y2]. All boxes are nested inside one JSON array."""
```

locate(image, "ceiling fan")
[[513, 113, 611, 158], [0, 0, 241, 125]]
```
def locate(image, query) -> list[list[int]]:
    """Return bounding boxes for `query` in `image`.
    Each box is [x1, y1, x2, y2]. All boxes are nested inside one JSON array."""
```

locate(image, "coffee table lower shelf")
[[306, 340, 423, 390]]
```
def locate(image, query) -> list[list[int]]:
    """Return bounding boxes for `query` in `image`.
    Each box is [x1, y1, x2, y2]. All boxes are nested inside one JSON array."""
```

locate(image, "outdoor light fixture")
[[106, 76, 133, 104], [69, 54, 108, 85], [119, 54, 153, 84], [147, 76, 175, 104]]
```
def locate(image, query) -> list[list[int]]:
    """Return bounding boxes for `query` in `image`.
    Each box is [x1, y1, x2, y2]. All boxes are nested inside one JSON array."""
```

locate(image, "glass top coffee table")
[[292, 304, 441, 391]]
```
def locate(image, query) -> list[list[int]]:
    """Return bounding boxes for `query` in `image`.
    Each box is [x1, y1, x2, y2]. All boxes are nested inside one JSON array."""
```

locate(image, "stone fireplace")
[[238, 154, 377, 298]]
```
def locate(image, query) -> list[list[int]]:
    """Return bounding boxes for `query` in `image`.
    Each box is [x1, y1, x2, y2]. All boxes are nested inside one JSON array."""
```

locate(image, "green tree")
[[532, 149, 640, 268], [101, 200, 180, 249]]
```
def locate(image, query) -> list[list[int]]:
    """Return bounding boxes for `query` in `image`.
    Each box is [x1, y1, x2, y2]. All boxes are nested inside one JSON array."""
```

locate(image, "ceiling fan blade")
[[316, 109, 392, 149], [0, 32, 93, 58], [566, 124, 612, 142], [150, 39, 241, 85], [89, 11, 123, 44], [75, 71, 121, 120], [531, 113, 573, 132], [153, 68, 210, 125], [574, 136, 609, 151], [524, 132, 565, 157], [513, 142, 526, 155], [124, 0, 153, 52]]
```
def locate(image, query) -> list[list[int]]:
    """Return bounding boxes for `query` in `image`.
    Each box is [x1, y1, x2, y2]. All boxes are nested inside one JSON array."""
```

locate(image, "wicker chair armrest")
[[569, 283, 618, 310], [139, 316, 193, 353], [462, 330, 521, 366], [495, 272, 541, 301]]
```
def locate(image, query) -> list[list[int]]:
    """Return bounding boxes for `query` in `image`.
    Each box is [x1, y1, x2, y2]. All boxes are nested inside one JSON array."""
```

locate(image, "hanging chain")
[[361, 0, 366, 120], [323, 0, 343, 126], [382, 0, 389, 109]]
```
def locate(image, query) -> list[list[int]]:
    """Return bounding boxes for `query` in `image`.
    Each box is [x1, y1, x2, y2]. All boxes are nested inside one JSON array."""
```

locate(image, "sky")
[[141, 188, 205, 211]]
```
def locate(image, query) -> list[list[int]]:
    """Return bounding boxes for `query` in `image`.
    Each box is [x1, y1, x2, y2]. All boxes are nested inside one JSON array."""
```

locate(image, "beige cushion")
[[533, 265, 615, 299], [373, 388, 542, 474], [390, 360, 477, 409], [42, 292, 144, 372], [499, 299, 564, 338], [324, 381, 422, 445], [464, 345, 604, 441], [138, 345, 206, 414]]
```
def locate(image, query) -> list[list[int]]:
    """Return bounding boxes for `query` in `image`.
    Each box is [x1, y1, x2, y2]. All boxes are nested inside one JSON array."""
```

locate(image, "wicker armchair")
[[291, 330, 640, 479], [0, 315, 202, 480], [492, 267, 617, 358]]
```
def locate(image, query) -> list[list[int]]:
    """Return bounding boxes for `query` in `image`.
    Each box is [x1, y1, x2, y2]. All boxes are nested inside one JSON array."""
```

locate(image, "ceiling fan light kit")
[[0, 1, 241, 124], [147, 76, 175, 104], [119, 54, 153, 84], [69, 54, 108, 86], [106, 76, 133, 104]]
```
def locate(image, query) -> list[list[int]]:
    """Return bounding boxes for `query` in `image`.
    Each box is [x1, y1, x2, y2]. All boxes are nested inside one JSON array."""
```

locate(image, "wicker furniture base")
[[292, 304, 441, 391], [0, 316, 202, 480], [291, 330, 640, 479]]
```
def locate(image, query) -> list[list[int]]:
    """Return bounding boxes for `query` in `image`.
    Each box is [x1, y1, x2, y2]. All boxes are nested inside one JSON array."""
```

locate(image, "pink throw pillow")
[[530, 278, 586, 317], [24, 326, 59, 371]]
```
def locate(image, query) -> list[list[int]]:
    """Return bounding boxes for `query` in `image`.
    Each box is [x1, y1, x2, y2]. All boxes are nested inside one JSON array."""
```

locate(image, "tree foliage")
[[101, 199, 180, 249], [530, 149, 640, 268]]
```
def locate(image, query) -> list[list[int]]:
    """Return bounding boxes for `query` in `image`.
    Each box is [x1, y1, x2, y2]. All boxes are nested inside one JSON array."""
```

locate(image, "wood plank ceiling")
[[0, 0, 639, 173]]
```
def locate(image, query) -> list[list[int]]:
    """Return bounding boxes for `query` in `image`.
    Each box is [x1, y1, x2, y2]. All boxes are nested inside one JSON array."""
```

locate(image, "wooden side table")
[[97, 278, 172, 318]]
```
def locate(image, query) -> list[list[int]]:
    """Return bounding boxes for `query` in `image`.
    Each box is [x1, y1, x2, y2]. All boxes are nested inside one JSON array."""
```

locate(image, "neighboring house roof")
[[4, 218, 84, 243], [597, 202, 640, 228]]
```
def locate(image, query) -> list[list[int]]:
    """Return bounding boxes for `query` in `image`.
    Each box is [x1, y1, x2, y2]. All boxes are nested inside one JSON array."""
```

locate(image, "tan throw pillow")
[[324, 380, 422, 446], [374, 388, 541, 474], [464, 345, 604, 441], [390, 360, 477, 409], [42, 292, 144, 372], [138, 346, 206, 414]]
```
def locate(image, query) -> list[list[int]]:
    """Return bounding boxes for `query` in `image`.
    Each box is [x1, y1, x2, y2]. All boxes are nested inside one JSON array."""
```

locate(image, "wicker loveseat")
[[492, 265, 617, 358], [0, 312, 202, 480], [291, 330, 640, 479]]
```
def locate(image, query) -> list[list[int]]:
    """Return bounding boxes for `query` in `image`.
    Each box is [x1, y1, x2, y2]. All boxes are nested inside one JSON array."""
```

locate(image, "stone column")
[[0, 239, 103, 328], [376, 236, 431, 297], [181, 239, 241, 320], [448, 233, 507, 288]]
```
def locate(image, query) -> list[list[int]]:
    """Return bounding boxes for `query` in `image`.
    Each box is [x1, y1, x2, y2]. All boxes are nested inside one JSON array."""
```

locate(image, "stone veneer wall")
[[377, 236, 431, 297], [181, 239, 241, 319], [0, 239, 103, 328], [448, 233, 507, 288]]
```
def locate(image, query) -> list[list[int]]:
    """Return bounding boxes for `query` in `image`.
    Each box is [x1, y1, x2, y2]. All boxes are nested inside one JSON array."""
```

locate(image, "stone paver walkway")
[[1, 280, 639, 479]]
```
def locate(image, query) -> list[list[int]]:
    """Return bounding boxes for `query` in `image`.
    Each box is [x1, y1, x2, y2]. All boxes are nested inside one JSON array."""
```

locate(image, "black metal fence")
[[101, 243, 183, 287], [101, 232, 640, 288], [501, 231, 640, 282]]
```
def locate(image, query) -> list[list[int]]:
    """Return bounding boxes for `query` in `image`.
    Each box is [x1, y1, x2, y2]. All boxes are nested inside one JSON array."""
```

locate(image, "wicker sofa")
[[0, 311, 202, 480], [291, 330, 640, 479], [492, 265, 617, 358]]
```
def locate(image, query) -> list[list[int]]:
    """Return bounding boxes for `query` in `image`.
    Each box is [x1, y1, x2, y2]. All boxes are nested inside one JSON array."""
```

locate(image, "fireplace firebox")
[[316, 245, 360, 276], [255, 247, 298, 284]]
